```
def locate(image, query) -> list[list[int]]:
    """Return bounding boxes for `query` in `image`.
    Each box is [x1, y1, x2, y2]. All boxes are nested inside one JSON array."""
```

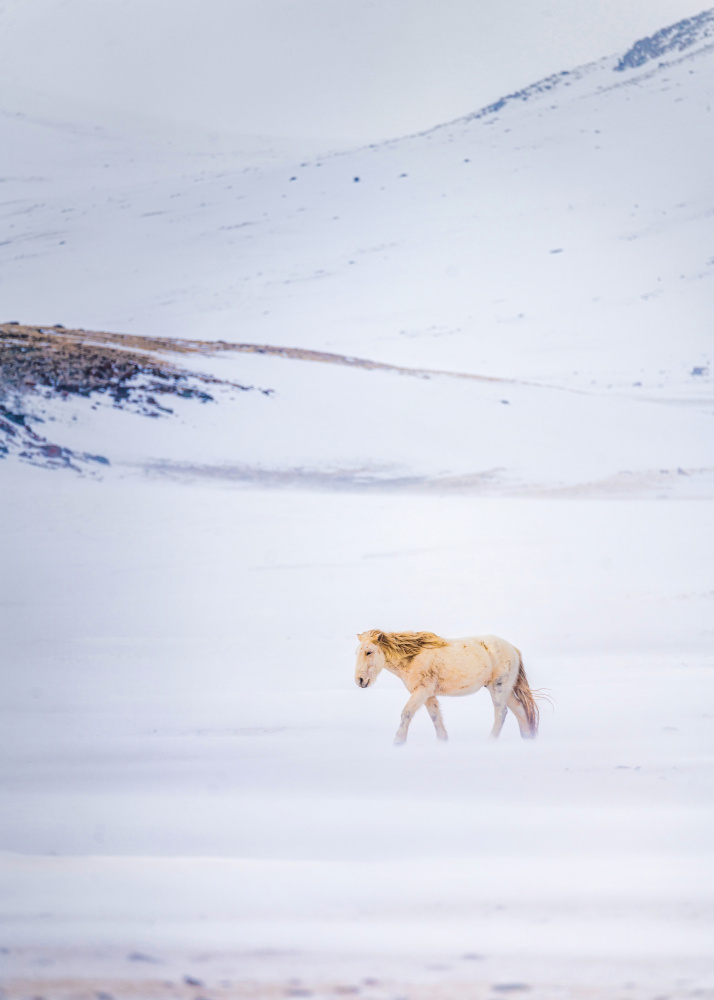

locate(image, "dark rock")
[[1, 323, 266, 470], [615, 10, 714, 71]]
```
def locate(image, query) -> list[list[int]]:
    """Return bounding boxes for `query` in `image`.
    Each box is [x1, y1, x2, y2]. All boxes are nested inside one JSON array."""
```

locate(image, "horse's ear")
[[375, 630, 388, 646]]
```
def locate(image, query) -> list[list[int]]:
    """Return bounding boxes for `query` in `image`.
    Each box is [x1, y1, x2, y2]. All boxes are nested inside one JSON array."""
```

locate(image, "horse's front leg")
[[425, 696, 448, 741], [394, 687, 431, 745]]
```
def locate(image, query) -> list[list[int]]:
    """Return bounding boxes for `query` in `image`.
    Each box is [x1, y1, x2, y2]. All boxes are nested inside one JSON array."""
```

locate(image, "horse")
[[354, 629, 539, 744]]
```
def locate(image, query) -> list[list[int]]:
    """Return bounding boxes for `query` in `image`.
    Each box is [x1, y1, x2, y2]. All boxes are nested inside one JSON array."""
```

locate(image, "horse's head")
[[355, 631, 386, 688]]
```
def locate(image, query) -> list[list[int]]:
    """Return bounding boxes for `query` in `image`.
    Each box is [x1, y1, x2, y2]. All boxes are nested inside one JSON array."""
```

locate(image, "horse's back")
[[449, 634, 519, 661]]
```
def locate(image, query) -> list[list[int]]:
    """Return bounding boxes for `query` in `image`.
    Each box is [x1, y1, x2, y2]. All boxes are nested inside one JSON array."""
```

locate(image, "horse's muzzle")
[[357, 677, 370, 688]]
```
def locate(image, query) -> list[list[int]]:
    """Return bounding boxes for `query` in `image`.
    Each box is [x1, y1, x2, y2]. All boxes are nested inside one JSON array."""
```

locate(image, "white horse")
[[355, 629, 539, 744]]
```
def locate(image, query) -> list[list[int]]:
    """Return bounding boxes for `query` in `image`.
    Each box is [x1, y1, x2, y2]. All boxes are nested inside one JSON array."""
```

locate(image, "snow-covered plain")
[[1, 7, 713, 999], [2, 468, 713, 998]]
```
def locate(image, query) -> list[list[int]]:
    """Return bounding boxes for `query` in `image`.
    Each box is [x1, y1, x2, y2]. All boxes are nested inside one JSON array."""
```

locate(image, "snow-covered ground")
[[1, 6, 713, 998], [1, 467, 713, 997], [9, 335, 710, 495]]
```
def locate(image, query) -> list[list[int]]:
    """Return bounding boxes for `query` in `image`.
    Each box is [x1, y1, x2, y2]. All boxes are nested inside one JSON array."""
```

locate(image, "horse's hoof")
[[393, 738, 406, 747]]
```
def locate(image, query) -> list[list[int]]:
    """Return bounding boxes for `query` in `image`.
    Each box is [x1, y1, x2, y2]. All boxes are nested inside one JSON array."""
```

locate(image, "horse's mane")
[[364, 629, 448, 662]]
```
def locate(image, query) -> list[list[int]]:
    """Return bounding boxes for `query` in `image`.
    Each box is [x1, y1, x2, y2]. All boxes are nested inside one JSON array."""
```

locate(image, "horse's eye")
[[365, 651, 372, 656]]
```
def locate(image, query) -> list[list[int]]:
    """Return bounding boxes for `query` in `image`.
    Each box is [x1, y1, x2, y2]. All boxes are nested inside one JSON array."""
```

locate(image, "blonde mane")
[[364, 629, 448, 662]]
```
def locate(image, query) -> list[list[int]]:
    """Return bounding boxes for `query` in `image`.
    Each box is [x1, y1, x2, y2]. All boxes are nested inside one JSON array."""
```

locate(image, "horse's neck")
[[385, 657, 410, 679]]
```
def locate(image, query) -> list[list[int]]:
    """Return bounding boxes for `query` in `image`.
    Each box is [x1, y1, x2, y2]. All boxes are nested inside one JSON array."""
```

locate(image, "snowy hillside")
[[1, 7, 712, 383], [0, 12, 714, 495], [1, 9, 713, 1000], [1, 9, 713, 492]]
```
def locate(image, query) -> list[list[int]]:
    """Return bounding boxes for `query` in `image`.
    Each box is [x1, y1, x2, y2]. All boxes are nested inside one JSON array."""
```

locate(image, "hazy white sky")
[[0, 0, 707, 144]]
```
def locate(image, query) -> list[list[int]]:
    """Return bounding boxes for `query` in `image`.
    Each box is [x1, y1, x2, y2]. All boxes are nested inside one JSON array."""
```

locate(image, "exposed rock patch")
[[0, 323, 265, 470]]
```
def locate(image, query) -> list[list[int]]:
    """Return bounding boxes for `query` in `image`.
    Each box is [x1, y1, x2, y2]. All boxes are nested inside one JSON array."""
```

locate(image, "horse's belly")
[[437, 664, 488, 696], [442, 680, 484, 697]]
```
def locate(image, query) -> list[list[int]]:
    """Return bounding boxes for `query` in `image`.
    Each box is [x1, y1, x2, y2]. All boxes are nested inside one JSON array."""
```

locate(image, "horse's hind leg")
[[425, 696, 448, 742], [507, 693, 535, 739], [487, 681, 509, 740]]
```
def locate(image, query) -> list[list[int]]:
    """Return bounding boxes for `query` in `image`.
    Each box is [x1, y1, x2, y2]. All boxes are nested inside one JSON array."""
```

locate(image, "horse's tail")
[[513, 652, 539, 737]]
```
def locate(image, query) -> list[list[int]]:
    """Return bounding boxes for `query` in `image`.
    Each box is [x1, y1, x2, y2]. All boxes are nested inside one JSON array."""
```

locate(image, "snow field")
[[1, 468, 712, 988]]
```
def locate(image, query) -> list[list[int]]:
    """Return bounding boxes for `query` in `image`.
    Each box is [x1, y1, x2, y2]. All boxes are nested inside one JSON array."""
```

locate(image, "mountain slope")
[[1, 13, 712, 490], [2, 13, 712, 383]]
